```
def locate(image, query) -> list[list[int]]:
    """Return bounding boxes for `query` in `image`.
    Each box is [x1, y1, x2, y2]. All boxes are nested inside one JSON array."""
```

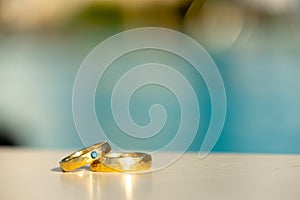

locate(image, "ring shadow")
[[51, 165, 90, 172]]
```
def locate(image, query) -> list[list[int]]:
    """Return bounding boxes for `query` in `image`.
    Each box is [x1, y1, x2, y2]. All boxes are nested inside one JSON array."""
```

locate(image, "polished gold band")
[[90, 152, 152, 172], [59, 141, 111, 172]]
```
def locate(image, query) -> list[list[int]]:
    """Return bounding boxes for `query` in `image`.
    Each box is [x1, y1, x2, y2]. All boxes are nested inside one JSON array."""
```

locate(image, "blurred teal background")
[[0, 0, 299, 153]]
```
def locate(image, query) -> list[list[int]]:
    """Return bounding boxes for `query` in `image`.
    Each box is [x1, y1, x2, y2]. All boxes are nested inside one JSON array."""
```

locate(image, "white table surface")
[[0, 148, 300, 200]]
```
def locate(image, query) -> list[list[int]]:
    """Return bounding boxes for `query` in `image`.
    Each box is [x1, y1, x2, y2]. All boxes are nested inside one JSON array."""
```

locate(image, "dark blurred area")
[[0, 127, 15, 145], [0, 0, 299, 152]]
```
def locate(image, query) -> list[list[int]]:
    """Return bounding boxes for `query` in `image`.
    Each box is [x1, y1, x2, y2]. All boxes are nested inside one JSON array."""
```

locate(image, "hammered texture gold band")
[[59, 141, 111, 172], [90, 152, 152, 172]]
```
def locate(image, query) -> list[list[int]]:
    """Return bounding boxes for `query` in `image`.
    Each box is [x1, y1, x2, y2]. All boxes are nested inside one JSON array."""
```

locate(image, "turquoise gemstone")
[[91, 151, 98, 159]]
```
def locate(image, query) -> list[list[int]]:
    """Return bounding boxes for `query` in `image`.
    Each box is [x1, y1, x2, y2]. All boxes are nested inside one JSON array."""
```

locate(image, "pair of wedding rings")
[[59, 141, 152, 172]]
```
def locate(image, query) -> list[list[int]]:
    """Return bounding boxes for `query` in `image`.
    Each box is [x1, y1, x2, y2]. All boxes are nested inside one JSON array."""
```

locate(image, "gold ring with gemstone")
[[59, 141, 111, 172], [90, 152, 152, 172]]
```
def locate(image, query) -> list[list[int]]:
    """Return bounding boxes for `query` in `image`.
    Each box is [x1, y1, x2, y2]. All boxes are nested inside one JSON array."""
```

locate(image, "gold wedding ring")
[[90, 152, 152, 172], [59, 141, 111, 172]]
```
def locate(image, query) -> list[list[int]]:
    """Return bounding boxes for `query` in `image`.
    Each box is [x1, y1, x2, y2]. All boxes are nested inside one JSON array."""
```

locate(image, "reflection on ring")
[[90, 152, 152, 172]]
